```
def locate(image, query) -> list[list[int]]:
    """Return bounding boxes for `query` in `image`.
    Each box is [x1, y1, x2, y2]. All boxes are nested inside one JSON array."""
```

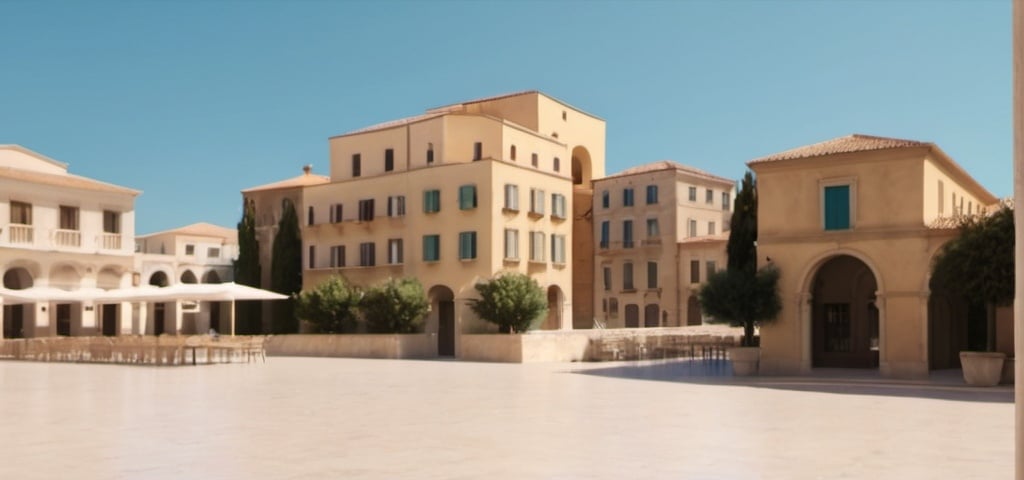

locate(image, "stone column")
[[1014, 1, 1024, 477]]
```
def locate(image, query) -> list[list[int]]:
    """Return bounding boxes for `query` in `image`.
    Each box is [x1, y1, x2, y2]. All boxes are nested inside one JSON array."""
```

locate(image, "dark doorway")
[[101, 304, 117, 336], [154, 303, 166, 336], [687, 296, 702, 325], [3, 305, 24, 338], [811, 255, 879, 368], [56, 304, 71, 336], [430, 286, 456, 357], [644, 304, 660, 328], [210, 302, 221, 334], [624, 304, 639, 328]]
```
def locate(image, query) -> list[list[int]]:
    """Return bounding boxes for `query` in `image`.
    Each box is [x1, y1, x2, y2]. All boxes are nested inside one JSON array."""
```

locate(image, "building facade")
[[0, 145, 138, 337], [749, 134, 999, 378], [592, 161, 734, 329]]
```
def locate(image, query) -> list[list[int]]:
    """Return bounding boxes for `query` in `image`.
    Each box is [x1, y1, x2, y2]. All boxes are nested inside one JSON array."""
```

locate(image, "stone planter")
[[730, 346, 760, 376], [959, 351, 1006, 387]]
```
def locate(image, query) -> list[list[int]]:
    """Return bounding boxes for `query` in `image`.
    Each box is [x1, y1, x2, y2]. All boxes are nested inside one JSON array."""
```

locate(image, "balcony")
[[54, 229, 81, 248], [8, 225, 33, 244], [101, 233, 122, 250]]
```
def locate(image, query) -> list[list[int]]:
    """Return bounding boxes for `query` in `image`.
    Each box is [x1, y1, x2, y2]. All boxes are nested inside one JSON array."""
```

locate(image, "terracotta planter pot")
[[730, 346, 760, 376], [959, 351, 1006, 387]]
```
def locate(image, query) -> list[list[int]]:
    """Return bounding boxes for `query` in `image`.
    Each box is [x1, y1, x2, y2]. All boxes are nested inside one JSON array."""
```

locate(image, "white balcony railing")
[[9, 225, 33, 244], [54, 229, 81, 247], [100, 233, 122, 250]]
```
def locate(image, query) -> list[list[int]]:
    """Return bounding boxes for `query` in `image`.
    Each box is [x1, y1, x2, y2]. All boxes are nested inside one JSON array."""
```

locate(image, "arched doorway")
[[149, 271, 169, 335], [571, 145, 595, 330], [542, 286, 563, 330], [428, 285, 455, 356], [644, 304, 660, 328], [687, 296, 702, 325], [811, 255, 880, 368], [3, 267, 33, 338], [202, 271, 221, 284], [624, 304, 639, 328], [180, 270, 198, 284], [571, 146, 592, 186]]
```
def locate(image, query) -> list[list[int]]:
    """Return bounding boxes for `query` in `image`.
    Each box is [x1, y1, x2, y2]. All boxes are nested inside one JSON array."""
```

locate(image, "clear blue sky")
[[0, 1, 1010, 235]]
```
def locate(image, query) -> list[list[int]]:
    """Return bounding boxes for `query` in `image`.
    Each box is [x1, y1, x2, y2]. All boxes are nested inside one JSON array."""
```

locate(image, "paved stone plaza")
[[0, 357, 1012, 479]]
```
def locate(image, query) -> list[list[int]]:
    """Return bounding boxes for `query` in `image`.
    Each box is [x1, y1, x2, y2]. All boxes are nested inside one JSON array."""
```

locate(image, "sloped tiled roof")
[[427, 90, 539, 113], [601, 160, 734, 185], [139, 222, 236, 240], [242, 171, 329, 193], [0, 166, 139, 195], [749, 134, 931, 164], [331, 112, 447, 138]]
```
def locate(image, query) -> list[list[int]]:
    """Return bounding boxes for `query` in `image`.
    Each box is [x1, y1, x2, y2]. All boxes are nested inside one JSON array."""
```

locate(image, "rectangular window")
[[308, 206, 315, 226], [504, 184, 519, 211], [603, 266, 612, 291], [646, 218, 659, 237], [504, 229, 519, 260], [530, 231, 546, 262], [385, 148, 394, 172], [531, 153, 538, 167], [59, 205, 79, 230], [706, 188, 714, 204], [623, 262, 634, 290], [824, 185, 851, 230], [601, 190, 610, 209], [423, 235, 440, 262], [459, 231, 477, 260], [308, 245, 316, 269], [690, 260, 700, 283], [207, 247, 220, 258], [10, 201, 32, 225], [388, 238, 404, 264], [706, 260, 717, 277], [352, 154, 361, 177], [646, 185, 658, 204], [551, 234, 566, 264], [330, 203, 344, 223], [330, 245, 346, 267], [937, 180, 945, 216], [185, 244, 195, 256], [688, 219, 697, 238], [722, 192, 730, 211], [426, 146, 434, 164], [459, 185, 477, 210], [387, 196, 406, 217], [647, 262, 658, 289], [510, 145, 517, 161], [473, 142, 482, 161], [688, 186, 697, 202], [359, 242, 376, 266], [423, 190, 441, 213], [551, 194, 566, 219], [708, 221, 716, 236], [358, 199, 375, 222], [103, 210, 120, 234], [600, 221, 610, 249], [530, 188, 545, 215], [622, 220, 634, 248], [623, 188, 634, 207]]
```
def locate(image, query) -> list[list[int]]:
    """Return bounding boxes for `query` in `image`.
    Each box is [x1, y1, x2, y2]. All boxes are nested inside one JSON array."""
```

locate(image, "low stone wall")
[[264, 334, 437, 359]]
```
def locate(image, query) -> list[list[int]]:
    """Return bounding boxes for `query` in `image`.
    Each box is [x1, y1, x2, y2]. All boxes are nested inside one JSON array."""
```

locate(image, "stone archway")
[[810, 255, 880, 369], [202, 271, 222, 284], [180, 270, 198, 284], [3, 267, 34, 338], [542, 285, 564, 330], [428, 285, 455, 356], [571, 146, 592, 186]]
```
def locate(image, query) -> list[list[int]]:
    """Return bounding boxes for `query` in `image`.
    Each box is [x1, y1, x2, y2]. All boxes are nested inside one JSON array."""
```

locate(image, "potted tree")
[[697, 171, 781, 375], [931, 205, 1014, 386]]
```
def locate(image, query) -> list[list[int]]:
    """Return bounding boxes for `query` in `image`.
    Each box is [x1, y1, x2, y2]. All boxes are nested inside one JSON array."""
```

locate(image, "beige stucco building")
[[592, 161, 734, 329], [750, 134, 1000, 378], [245, 91, 605, 354], [0, 145, 138, 337]]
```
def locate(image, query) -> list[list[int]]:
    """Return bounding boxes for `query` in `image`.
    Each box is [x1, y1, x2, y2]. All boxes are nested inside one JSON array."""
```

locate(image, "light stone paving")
[[0, 357, 1012, 479]]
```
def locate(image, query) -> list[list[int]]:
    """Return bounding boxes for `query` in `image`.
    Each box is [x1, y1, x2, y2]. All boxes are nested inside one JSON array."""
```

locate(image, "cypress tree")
[[727, 171, 757, 273], [270, 198, 303, 333], [233, 199, 262, 334]]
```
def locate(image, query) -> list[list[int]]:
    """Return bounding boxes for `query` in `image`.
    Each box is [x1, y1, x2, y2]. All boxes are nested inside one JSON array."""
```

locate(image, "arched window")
[[510, 145, 517, 161]]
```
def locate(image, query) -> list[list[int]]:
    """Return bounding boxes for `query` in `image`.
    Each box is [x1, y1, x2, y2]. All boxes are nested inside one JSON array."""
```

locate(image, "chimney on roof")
[[302, 164, 312, 175]]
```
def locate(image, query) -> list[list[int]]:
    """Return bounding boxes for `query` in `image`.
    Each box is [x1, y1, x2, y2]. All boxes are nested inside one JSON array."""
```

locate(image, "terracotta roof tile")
[[242, 172, 329, 193], [749, 134, 931, 164], [331, 112, 447, 138], [139, 222, 236, 240], [0, 166, 139, 195], [600, 160, 734, 185]]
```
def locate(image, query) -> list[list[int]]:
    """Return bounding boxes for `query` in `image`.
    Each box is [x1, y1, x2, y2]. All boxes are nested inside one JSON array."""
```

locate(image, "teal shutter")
[[459, 232, 476, 259], [459, 185, 476, 210], [824, 185, 850, 230], [423, 235, 439, 261]]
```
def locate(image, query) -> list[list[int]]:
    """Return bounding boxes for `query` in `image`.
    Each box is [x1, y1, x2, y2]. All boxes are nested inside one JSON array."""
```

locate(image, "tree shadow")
[[569, 359, 1013, 404]]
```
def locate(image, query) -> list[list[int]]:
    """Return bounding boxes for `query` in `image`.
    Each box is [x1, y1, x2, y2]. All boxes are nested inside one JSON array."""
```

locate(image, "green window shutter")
[[423, 235, 439, 261], [424, 190, 441, 213], [824, 185, 850, 230], [459, 232, 476, 259], [459, 185, 477, 210]]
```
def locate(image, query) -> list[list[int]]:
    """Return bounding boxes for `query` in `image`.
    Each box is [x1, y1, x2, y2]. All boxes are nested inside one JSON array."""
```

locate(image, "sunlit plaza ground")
[[0, 357, 1012, 479]]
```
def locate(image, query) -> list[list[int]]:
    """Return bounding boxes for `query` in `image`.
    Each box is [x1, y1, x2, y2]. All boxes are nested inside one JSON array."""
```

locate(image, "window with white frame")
[[388, 238, 403, 264], [504, 184, 519, 211], [387, 196, 406, 217], [688, 186, 697, 202], [530, 231, 546, 262], [551, 193, 566, 219], [530, 188, 545, 215], [504, 229, 519, 260], [551, 234, 566, 264], [646, 218, 659, 237], [688, 219, 697, 238]]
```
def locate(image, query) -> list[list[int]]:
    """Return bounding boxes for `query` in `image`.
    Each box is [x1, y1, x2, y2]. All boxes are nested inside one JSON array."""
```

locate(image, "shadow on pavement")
[[569, 358, 1013, 404]]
